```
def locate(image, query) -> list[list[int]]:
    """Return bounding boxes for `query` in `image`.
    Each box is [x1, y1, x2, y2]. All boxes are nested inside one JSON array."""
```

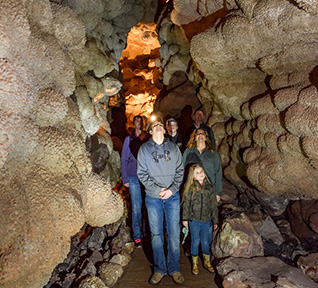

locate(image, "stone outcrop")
[[217, 256, 318, 288], [212, 212, 264, 258], [171, 0, 223, 25], [45, 220, 133, 288], [286, 200, 318, 240], [2, 0, 318, 287], [157, 0, 318, 202], [0, 0, 150, 286], [298, 253, 318, 282]]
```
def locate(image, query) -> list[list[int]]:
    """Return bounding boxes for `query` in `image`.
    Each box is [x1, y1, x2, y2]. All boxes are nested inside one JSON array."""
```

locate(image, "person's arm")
[[181, 190, 191, 226], [214, 151, 223, 197], [137, 146, 162, 194], [182, 148, 190, 167], [120, 137, 130, 186], [209, 128, 216, 152], [167, 145, 184, 194], [210, 184, 219, 225]]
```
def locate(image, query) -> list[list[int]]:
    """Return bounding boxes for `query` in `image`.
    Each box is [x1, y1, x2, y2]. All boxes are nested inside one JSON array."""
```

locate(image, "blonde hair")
[[186, 128, 213, 151], [182, 164, 206, 203]]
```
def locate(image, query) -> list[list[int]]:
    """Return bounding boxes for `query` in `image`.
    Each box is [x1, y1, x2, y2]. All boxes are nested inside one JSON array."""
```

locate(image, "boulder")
[[218, 256, 318, 288]]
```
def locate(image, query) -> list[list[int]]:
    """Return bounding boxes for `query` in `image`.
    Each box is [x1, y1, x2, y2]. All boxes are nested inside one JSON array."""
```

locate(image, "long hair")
[[182, 164, 204, 203], [186, 128, 213, 151]]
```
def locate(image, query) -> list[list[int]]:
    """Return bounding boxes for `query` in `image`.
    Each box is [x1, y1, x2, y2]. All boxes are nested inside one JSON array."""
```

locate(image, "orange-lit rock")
[[120, 22, 161, 130], [121, 23, 160, 59]]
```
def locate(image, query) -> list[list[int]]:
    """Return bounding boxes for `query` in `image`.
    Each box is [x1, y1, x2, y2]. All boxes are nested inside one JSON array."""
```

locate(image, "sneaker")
[[171, 272, 184, 284], [149, 272, 164, 285], [134, 239, 142, 248]]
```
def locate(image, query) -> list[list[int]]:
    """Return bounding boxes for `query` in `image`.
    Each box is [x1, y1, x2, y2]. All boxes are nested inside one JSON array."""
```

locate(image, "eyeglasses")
[[196, 132, 206, 136]]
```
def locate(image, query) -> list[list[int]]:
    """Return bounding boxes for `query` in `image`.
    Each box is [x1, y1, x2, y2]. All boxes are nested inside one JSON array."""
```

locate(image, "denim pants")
[[145, 192, 181, 275], [128, 177, 142, 241], [189, 220, 213, 256]]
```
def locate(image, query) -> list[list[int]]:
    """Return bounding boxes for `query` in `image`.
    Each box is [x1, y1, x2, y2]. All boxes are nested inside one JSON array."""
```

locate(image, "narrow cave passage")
[[2, 1, 318, 288]]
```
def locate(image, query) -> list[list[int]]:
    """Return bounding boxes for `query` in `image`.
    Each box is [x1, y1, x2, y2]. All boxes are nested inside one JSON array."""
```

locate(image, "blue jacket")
[[121, 133, 137, 184], [137, 138, 184, 198]]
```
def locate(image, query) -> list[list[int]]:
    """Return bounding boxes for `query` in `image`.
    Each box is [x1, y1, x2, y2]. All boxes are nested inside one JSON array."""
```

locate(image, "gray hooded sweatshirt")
[[137, 138, 184, 198]]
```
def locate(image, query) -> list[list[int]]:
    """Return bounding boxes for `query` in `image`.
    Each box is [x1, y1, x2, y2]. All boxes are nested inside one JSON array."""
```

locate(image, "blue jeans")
[[128, 177, 142, 241], [189, 220, 213, 256], [145, 192, 181, 275]]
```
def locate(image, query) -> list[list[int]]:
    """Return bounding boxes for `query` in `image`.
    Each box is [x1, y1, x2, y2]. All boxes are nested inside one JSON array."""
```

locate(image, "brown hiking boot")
[[149, 273, 164, 285], [172, 272, 184, 284]]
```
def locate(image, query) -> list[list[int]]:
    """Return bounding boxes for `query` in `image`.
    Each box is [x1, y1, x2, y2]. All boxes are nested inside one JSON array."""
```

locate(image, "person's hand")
[[182, 221, 188, 227], [123, 183, 129, 188], [213, 224, 218, 231], [216, 195, 220, 203], [160, 188, 173, 199]]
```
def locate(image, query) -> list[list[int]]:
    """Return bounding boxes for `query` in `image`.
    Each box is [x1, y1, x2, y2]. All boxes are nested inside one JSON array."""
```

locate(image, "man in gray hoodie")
[[137, 115, 184, 285]]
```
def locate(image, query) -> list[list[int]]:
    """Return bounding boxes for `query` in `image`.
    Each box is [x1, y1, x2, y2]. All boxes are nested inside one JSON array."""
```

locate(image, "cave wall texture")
[[0, 0, 318, 287], [158, 0, 318, 200], [0, 0, 156, 287]]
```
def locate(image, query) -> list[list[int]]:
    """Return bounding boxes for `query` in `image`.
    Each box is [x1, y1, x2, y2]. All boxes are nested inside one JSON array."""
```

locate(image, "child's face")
[[194, 167, 205, 183]]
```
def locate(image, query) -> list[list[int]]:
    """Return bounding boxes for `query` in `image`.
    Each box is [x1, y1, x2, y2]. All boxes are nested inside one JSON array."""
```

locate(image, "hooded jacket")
[[182, 179, 218, 224], [137, 138, 184, 198], [183, 147, 222, 196], [121, 131, 150, 183]]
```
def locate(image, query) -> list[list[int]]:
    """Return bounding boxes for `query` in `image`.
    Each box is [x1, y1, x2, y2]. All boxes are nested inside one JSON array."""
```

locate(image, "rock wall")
[[0, 0, 153, 286], [158, 0, 318, 201], [2, 0, 318, 286]]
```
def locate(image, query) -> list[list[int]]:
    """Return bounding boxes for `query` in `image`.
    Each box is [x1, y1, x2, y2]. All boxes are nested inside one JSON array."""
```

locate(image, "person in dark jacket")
[[121, 115, 149, 248], [182, 164, 218, 275], [137, 114, 185, 285], [165, 118, 183, 151], [183, 128, 222, 203], [183, 106, 216, 151]]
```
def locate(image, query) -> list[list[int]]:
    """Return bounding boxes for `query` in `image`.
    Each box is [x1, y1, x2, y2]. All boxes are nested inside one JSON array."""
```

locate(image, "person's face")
[[151, 121, 165, 135], [168, 121, 178, 134], [193, 110, 205, 123], [134, 117, 143, 130], [194, 167, 205, 183], [195, 129, 207, 143]]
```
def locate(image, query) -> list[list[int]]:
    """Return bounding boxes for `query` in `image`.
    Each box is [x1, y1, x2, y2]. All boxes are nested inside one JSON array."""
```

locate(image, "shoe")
[[203, 253, 215, 273], [149, 272, 164, 285], [134, 239, 142, 248], [172, 272, 184, 284], [191, 255, 199, 275]]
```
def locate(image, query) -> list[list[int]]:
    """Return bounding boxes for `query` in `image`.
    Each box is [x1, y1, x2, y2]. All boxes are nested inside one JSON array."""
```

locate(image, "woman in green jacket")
[[182, 128, 222, 202]]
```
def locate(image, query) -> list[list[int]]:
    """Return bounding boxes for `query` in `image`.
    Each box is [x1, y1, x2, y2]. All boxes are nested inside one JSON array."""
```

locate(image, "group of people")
[[120, 107, 222, 285]]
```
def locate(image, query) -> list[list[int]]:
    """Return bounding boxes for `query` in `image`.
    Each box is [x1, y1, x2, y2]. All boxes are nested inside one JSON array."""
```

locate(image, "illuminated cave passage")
[[1, 0, 318, 288]]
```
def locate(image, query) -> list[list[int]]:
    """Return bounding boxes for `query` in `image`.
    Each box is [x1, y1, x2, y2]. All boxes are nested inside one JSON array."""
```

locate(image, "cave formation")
[[1, 0, 318, 287]]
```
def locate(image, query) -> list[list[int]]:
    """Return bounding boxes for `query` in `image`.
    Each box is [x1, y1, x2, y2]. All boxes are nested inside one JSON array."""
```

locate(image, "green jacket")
[[183, 147, 222, 196], [182, 180, 218, 224]]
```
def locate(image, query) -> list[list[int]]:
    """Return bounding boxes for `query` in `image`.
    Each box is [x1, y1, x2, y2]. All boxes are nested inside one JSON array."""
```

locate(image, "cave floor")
[[113, 235, 220, 288]]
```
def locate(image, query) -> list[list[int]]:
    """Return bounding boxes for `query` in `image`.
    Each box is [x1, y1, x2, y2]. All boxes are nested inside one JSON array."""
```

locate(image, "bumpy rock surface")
[[158, 0, 318, 201], [298, 253, 318, 282], [79, 276, 107, 288], [0, 0, 138, 287], [99, 263, 124, 287], [217, 256, 318, 288], [212, 212, 264, 258]]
